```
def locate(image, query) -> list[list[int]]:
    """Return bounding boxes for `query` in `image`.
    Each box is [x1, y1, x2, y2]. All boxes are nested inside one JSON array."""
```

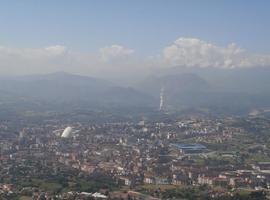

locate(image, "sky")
[[0, 0, 270, 77]]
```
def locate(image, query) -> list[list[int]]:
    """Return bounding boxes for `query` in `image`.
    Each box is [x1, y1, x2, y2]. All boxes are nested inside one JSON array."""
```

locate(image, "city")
[[0, 110, 269, 199], [1, 0, 270, 199]]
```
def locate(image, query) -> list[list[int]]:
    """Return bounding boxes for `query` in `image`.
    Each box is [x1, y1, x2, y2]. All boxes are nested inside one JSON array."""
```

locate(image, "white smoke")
[[159, 85, 164, 111]]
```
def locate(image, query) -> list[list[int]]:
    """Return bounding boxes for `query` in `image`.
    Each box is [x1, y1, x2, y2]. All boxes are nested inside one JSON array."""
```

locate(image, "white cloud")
[[163, 38, 270, 68], [0, 44, 139, 77], [44, 45, 67, 56], [0, 45, 67, 60], [0, 45, 69, 75], [99, 45, 134, 61], [0, 39, 270, 77]]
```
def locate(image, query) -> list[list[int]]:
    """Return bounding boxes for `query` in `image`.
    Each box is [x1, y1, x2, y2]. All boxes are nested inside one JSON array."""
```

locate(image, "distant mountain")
[[137, 69, 270, 114], [158, 66, 270, 94], [101, 86, 156, 106], [138, 73, 209, 97], [1, 69, 270, 115], [0, 72, 155, 110]]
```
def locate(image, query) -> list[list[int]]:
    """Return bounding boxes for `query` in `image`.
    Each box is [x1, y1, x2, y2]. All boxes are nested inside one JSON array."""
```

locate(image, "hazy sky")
[[0, 0, 270, 77]]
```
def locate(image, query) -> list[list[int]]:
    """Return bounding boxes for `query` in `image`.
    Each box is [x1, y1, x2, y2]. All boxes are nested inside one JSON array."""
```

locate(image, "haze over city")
[[0, 1, 270, 200]]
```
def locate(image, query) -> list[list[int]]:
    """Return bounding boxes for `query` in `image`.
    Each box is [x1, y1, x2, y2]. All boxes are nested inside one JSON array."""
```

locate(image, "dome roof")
[[61, 126, 73, 138]]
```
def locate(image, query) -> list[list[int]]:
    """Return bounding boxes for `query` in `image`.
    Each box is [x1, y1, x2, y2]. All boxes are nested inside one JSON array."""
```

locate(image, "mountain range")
[[0, 68, 270, 115]]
